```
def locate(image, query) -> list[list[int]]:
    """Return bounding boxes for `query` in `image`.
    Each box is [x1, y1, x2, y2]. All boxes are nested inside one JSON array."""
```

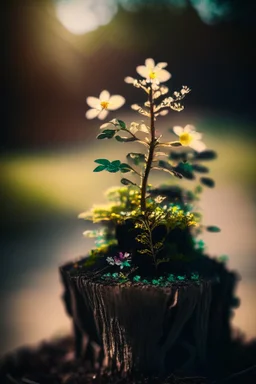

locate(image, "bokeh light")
[[55, 0, 118, 35]]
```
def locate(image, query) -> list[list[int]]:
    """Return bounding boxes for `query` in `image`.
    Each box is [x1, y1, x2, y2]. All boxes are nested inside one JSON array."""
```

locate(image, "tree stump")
[[59, 261, 227, 376]]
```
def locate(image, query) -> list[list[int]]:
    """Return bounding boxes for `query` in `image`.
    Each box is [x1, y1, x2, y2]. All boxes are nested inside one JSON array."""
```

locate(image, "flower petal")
[[98, 109, 109, 120], [136, 65, 148, 78], [157, 69, 171, 82], [173, 126, 184, 136], [192, 131, 202, 140], [184, 124, 195, 133], [145, 58, 155, 69], [99, 90, 110, 101], [124, 76, 135, 84], [85, 108, 100, 119], [108, 95, 125, 110], [86, 97, 101, 109], [190, 140, 206, 152], [157, 62, 168, 69]]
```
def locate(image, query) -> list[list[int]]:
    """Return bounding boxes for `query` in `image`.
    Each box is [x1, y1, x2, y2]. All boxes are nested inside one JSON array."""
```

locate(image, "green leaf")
[[96, 129, 116, 139], [195, 150, 217, 160], [157, 160, 183, 178], [173, 162, 195, 180], [218, 255, 229, 263], [206, 226, 221, 232], [103, 160, 122, 173], [93, 165, 106, 172], [117, 119, 126, 129], [96, 133, 107, 140], [169, 152, 186, 161], [106, 166, 119, 173], [192, 164, 209, 173], [170, 141, 182, 147], [200, 177, 215, 188], [158, 160, 172, 170], [115, 135, 136, 143], [94, 159, 110, 166], [121, 178, 136, 186], [120, 163, 133, 173], [111, 160, 121, 167]]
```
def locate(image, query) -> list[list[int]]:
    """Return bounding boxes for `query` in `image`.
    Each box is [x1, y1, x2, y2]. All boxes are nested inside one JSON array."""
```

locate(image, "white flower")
[[86, 90, 125, 120], [173, 125, 206, 152], [136, 58, 171, 84]]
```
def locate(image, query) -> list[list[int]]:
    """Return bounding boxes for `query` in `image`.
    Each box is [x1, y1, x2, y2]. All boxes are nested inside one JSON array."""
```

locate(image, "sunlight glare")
[[55, 0, 118, 35]]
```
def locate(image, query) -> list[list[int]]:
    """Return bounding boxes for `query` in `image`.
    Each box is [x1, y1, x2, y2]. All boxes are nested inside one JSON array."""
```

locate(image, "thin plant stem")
[[140, 84, 155, 212]]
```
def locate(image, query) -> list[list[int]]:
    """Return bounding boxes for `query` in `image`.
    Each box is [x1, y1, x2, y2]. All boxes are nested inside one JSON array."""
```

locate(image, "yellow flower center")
[[149, 71, 156, 79], [100, 101, 109, 109], [179, 132, 193, 146]]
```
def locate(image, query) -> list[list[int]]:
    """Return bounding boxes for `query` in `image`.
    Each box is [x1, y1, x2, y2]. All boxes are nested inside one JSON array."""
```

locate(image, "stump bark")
[[59, 262, 223, 376]]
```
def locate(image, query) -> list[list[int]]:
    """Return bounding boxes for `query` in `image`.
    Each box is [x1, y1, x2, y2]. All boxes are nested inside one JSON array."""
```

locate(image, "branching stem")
[[140, 84, 155, 211]]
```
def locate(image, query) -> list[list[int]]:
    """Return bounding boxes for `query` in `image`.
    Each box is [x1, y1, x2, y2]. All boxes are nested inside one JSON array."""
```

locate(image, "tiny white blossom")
[[173, 125, 206, 152], [86, 90, 125, 120], [136, 58, 171, 84]]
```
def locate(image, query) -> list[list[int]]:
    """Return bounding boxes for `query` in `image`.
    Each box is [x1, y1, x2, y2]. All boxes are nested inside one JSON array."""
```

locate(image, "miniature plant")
[[80, 58, 220, 278]]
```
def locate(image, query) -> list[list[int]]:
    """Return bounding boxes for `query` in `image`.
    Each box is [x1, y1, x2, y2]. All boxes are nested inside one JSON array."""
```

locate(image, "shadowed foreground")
[[0, 335, 256, 384]]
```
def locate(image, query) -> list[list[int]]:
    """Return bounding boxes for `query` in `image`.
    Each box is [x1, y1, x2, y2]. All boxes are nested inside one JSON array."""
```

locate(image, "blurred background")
[[1, 0, 256, 355]]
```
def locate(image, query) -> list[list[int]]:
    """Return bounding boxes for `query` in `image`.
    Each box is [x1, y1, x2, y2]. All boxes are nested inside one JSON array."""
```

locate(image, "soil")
[[1, 335, 256, 384]]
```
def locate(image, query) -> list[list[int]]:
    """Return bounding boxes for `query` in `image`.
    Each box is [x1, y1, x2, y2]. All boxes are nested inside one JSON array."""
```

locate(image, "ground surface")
[[1, 335, 256, 384]]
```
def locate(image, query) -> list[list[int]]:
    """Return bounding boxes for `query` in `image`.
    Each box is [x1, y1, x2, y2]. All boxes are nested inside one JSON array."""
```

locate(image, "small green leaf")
[[96, 133, 107, 139], [104, 160, 121, 173], [111, 160, 121, 167], [169, 152, 186, 161], [106, 165, 119, 173], [115, 135, 136, 142], [96, 129, 116, 139], [206, 226, 221, 232], [173, 162, 195, 180], [192, 164, 209, 173], [195, 150, 217, 160], [94, 159, 110, 166], [117, 120, 126, 129], [93, 165, 106, 172], [170, 141, 182, 147], [218, 255, 229, 263], [191, 273, 199, 281], [200, 177, 215, 188], [121, 178, 136, 186], [120, 163, 133, 173]]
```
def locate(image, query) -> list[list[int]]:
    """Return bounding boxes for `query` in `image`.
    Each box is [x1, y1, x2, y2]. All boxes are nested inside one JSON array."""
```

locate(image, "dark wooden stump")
[[60, 262, 220, 376]]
